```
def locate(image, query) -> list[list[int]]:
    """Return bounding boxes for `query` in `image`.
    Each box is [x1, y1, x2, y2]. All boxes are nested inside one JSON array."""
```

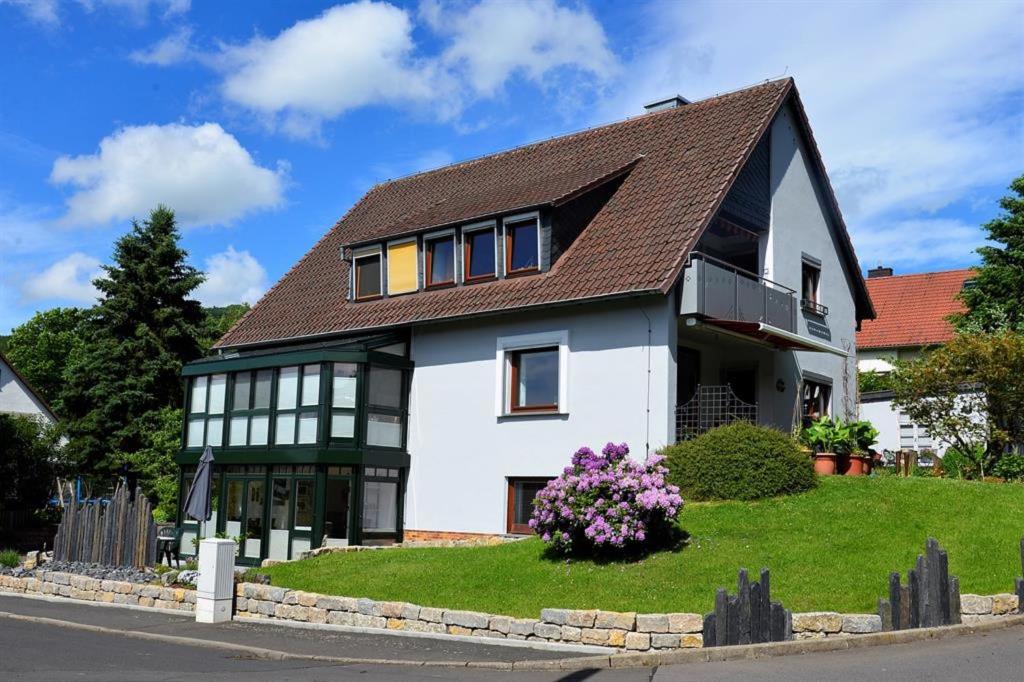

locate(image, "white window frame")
[[461, 220, 498, 282], [502, 211, 542, 275], [494, 330, 569, 417], [422, 228, 457, 287], [351, 245, 383, 300], [386, 236, 419, 296]]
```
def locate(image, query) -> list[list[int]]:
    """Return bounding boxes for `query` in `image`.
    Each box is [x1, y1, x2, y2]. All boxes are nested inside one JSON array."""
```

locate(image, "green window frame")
[[274, 364, 322, 446], [185, 373, 227, 448], [227, 368, 274, 447], [364, 365, 407, 449], [330, 362, 359, 442]]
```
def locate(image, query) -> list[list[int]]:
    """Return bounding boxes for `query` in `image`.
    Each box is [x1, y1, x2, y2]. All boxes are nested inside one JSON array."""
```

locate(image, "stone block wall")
[[0, 572, 195, 612]]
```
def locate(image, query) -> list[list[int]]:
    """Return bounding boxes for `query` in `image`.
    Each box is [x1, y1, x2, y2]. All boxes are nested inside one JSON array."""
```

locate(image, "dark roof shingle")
[[218, 79, 813, 348]]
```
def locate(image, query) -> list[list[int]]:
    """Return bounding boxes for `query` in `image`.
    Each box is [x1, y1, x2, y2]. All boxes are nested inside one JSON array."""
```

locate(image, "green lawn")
[[261, 477, 1024, 618]]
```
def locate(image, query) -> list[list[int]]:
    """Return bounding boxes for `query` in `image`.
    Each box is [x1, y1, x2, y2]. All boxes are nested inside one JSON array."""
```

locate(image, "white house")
[[0, 353, 58, 427], [856, 268, 973, 455], [174, 78, 874, 563]]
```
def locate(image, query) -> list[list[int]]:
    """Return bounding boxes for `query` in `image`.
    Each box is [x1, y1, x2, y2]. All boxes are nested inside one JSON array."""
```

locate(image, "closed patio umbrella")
[[183, 445, 215, 522]]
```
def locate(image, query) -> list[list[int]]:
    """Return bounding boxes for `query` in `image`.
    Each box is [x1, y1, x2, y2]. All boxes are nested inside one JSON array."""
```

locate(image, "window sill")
[[424, 281, 457, 291], [505, 268, 540, 279], [800, 299, 829, 317], [354, 295, 383, 303], [463, 275, 498, 285], [499, 410, 566, 419]]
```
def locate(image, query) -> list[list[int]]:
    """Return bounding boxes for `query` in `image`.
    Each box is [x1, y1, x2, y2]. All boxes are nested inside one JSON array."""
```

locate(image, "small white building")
[[0, 352, 58, 426], [175, 78, 876, 563], [856, 268, 973, 455]]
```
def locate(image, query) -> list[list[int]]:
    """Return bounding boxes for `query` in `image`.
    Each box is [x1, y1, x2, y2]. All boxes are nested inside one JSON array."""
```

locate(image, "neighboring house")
[[856, 267, 974, 455], [0, 352, 58, 427], [174, 78, 873, 562]]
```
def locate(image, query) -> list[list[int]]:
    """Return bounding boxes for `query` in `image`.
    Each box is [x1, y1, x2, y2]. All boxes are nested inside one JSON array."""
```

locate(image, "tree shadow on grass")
[[538, 527, 692, 566]]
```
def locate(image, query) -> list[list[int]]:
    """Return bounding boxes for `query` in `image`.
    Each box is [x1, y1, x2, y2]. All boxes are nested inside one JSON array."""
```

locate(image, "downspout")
[[639, 307, 652, 455]]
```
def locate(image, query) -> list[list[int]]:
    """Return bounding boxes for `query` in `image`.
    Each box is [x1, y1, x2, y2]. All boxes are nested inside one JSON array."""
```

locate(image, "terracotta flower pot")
[[813, 452, 837, 475], [862, 456, 873, 475], [837, 453, 851, 475], [845, 455, 866, 476]]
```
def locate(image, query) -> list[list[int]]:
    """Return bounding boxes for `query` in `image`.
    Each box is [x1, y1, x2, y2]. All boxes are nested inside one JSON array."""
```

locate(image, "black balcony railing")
[[680, 252, 797, 333]]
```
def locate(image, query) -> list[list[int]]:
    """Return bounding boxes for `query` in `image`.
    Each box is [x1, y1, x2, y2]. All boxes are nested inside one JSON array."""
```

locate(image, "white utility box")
[[195, 538, 235, 623]]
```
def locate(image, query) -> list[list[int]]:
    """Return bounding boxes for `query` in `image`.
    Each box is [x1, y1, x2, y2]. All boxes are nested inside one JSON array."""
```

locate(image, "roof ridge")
[[370, 78, 794, 190], [867, 268, 975, 281]]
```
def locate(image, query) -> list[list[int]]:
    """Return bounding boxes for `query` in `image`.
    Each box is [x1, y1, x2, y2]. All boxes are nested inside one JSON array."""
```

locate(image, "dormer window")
[[386, 239, 418, 296], [463, 222, 497, 282], [504, 214, 540, 275], [425, 232, 456, 287], [353, 248, 382, 300]]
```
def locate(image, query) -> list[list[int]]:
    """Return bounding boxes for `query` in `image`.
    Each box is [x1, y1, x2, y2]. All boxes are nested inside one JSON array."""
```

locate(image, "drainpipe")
[[639, 307, 652, 455]]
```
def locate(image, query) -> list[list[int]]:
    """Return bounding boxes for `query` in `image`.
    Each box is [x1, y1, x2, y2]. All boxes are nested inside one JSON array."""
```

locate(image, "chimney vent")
[[868, 266, 894, 279], [644, 95, 690, 113]]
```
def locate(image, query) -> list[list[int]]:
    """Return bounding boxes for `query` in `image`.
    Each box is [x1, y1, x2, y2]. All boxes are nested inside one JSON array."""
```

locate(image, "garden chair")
[[156, 526, 183, 568]]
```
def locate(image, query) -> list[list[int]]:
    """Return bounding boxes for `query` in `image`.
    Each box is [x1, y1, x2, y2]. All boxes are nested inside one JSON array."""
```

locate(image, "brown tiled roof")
[[857, 269, 972, 350], [218, 78, 862, 349]]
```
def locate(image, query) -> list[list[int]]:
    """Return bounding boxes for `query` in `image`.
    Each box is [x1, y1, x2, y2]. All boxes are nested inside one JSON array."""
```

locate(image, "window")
[[363, 468, 400, 533], [365, 365, 405, 448], [801, 258, 826, 315], [274, 365, 320, 445], [505, 215, 540, 274], [507, 478, 550, 534], [425, 233, 456, 287], [509, 347, 559, 412], [496, 331, 568, 416], [463, 224, 496, 281], [330, 362, 358, 439], [354, 250, 382, 299], [387, 240, 418, 295], [185, 373, 227, 447], [801, 378, 831, 428], [229, 369, 272, 447]]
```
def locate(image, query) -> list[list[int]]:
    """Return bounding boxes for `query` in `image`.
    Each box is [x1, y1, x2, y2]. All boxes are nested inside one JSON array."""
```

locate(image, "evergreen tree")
[[62, 206, 206, 477], [955, 175, 1024, 332], [5, 307, 88, 414]]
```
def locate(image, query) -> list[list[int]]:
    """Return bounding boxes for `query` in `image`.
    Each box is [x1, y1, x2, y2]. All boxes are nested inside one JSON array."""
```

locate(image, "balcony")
[[680, 251, 796, 332]]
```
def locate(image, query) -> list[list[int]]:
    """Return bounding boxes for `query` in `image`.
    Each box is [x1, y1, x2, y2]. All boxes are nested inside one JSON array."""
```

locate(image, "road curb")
[[1, 599, 1021, 671]]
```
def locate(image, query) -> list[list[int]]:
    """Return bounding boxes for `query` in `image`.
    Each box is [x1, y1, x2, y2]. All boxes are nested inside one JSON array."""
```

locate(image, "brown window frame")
[[508, 346, 559, 413], [801, 378, 831, 428], [506, 477, 551, 534], [353, 251, 383, 301], [801, 261, 821, 305], [504, 216, 540, 276], [424, 234, 456, 288], [462, 225, 497, 283]]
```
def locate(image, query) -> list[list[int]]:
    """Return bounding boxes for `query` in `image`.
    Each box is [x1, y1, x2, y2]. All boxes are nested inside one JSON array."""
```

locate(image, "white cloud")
[[21, 252, 103, 304], [130, 26, 193, 65], [430, 0, 617, 97], [0, 0, 59, 25], [194, 246, 268, 306], [2, 0, 188, 25], [850, 218, 984, 271], [217, 1, 448, 138], [50, 122, 286, 228], [601, 0, 1023, 272]]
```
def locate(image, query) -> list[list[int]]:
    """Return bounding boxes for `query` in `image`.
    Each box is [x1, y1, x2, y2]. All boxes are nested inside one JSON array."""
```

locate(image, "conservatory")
[[174, 334, 412, 566]]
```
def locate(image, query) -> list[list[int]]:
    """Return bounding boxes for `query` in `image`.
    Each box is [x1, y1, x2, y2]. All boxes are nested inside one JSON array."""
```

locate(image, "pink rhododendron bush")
[[530, 443, 684, 555]]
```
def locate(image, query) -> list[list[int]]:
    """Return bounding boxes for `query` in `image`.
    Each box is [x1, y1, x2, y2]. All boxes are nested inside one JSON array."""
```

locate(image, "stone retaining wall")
[[231, 583, 1022, 651], [1, 570, 1017, 652], [0, 571, 194, 612]]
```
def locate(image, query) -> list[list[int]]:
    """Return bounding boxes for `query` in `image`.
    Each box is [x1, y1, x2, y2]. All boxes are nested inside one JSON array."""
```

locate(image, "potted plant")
[[801, 417, 841, 475], [849, 421, 880, 475]]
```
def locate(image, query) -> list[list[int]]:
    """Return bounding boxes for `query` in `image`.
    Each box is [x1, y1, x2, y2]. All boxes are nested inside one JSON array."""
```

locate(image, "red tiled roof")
[[857, 270, 973, 349], [217, 78, 867, 349]]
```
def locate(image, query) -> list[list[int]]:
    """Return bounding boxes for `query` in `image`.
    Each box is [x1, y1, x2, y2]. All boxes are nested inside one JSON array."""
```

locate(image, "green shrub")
[[0, 549, 20, 568], [661, 422, 817, 501], [993, 454, 1024, 482]]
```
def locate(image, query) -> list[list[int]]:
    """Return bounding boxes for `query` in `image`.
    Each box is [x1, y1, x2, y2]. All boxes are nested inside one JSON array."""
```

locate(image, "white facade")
[[406, 298, 676, 535], [0, 356, 57, 426], [402, 101, 864, 535]]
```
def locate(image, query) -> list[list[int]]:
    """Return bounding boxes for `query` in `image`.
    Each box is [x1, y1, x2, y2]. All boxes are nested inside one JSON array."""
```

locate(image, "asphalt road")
[[1, 594, 1023, 681]]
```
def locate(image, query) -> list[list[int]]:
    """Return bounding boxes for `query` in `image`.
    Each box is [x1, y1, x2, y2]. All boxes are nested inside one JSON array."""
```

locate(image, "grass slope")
[[262, 477, 1024, 618]]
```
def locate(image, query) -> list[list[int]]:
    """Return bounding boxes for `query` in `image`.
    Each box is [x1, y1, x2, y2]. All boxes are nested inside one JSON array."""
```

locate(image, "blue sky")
[[1, 0, 1022, 333]]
